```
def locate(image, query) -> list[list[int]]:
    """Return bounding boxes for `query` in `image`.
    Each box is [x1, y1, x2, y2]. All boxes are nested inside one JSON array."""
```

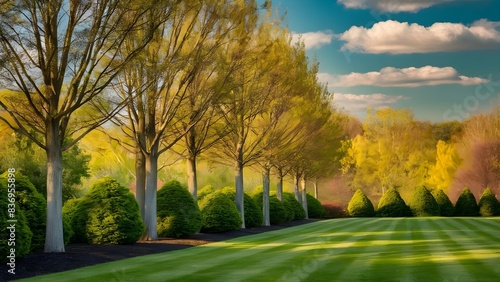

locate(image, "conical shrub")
[[454, 187, 479, 216], [347, 189, 375, 217], [220, 187, 263, 228], [478, 188, 500, 216], [307, 194, 325, 218], [252, 191, 287, 225], [282, 192, 306, 220], [409, 186, 440, 217], [70, 177, 145, 244], [432, 189, 454, 217], [157, 180, 202, 238], [377, 188, 411, 217], [199, 191, 242, 233]]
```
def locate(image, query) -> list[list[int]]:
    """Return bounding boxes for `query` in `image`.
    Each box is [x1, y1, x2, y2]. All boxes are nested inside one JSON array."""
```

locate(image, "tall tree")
[[0, 0, 158, 252], [211, 2, 286, 227], [113, 0, 252, 239]]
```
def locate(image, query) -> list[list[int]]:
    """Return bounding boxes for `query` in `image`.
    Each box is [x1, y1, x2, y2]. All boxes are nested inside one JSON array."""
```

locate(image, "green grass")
[[23, 218, 500, 282]]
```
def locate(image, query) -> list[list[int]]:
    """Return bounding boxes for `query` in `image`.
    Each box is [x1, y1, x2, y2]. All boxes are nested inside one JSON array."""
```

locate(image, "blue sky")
[[270, 0, 500, 122]]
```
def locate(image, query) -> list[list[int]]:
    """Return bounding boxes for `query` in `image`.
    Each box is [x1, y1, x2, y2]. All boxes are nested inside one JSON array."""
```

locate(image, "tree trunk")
[[143, 153, 158, 240], [186, 155, 198, 200], [44, 123, 65, 252], [262, 165, 271, 226], [301, 175, 308, 219], [276, 168, 283, 202], [293, 173, 301, 205], [314, 179, 319, 199], [135, 147, 146, 222], [235, 160, 245, 229]]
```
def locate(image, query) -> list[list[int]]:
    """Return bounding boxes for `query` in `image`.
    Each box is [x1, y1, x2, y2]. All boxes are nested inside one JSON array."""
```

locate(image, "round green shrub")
[[377, 188, 412, 217], [282, 192, 306, 221], [1, 172, 46, 251], [157, 180, 202, 238], [197, 185, 216, 202], [454, 187, 479, 216], [347, 189, 375, 217], [307, 194, 325, 218], [252, 191, 288, 225], [199, 192, 242, 233], [1, 179, 33, 262], [220, 187, 263, 228], [432, 190, 454, 217], [408, 186, 440, 217], [478, 188, 500, 216], [71, 177, 145, 244]]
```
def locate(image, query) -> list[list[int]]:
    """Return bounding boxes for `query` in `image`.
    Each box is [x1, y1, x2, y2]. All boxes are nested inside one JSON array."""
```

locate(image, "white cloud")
[[332, 93, 408, 114], [340, 19, 500, 54], [318, 66, 489, 88], [292, 31, 334, 50], [337, 0, 453, 13]]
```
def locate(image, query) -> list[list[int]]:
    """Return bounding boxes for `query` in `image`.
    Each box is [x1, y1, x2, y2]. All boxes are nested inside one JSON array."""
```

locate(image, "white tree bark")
[[235, 160, 245, 229], [262, 165, 271, 226], [300, 176, 308, 219], [314, 179, 319, 199], [187, 156, 198, 200], [44, 123, 65, 252], [276, 168, 283, 202], [143, 153, 158, 240], [294, 174, 301, 205]]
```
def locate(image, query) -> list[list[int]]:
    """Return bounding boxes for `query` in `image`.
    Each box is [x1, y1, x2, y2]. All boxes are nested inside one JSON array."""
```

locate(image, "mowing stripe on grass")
[[21, 218, 500, 282], [438, 218, 500, 278], [331, 218, 403, 281], [167, 218, 375, 281], [428, 218, 496, 281]]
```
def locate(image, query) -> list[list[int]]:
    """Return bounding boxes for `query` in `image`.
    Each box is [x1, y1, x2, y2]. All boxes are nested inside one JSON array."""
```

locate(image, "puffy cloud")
[[292, 31, 334, 50], [337, 0, 453, 13], [340, 19, 500, 54], [318, 66, 489, 87], [332, 93, 408, 114]]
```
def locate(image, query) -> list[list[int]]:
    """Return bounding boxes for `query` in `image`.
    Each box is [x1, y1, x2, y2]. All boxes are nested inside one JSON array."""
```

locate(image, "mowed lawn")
[[24, 218, 500, 282]]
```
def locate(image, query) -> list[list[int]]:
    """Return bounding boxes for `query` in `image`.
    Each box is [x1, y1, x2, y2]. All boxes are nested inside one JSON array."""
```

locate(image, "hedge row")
[[347, 187, 500, 217]]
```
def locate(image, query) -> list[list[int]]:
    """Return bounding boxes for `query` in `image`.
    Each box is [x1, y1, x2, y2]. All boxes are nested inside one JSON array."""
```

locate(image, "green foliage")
[[307, 193, 326, 218], [432, 190, 454, 217], [408, 186, 440, 217], [0, 172, 46, 251], [0, 133, 90, 202], [282, 192, 306, 220], [70, 178, 144, 244], [0, 180, 33, 262], [197, 185, 216, 202], [347, 189, 375, 217], [199, 192, 242, 233], [377, 188, 412, 217], [157, 180, 202, 238], [62, 211, 74, 246], [478, 188, 500, 216], [220, 187, 263, 228], [454, 187, 479, 216], [252, 191, 288, 225], [62, 198, 83, 243]]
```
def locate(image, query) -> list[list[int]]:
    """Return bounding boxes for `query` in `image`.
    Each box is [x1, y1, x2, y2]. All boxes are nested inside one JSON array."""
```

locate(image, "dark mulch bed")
[[1, 219, 316, 281]]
